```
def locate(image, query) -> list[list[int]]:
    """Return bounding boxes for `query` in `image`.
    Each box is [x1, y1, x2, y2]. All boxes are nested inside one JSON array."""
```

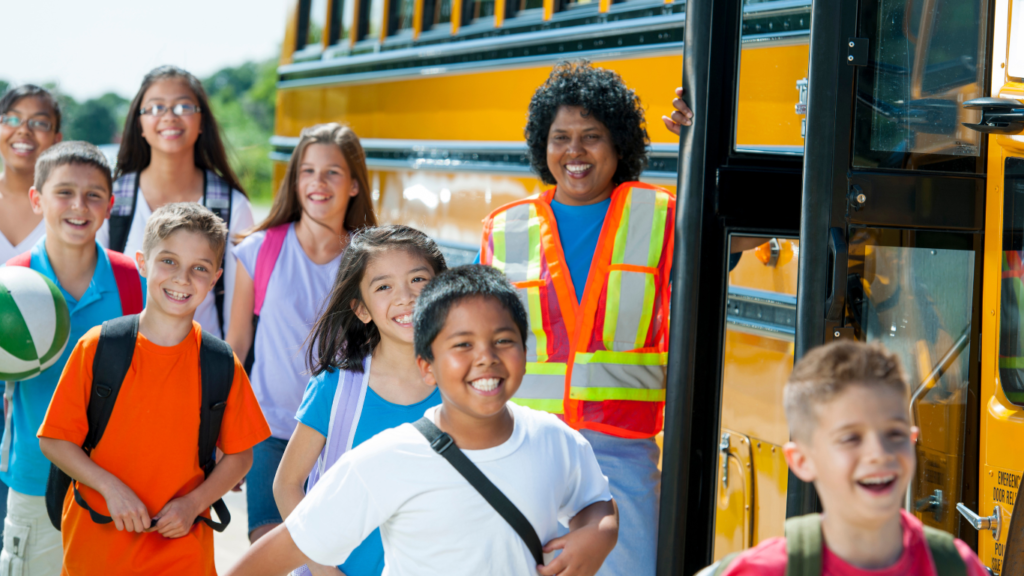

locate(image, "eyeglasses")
[[139, 103, 201, 117], [0, 114, 54, 133]]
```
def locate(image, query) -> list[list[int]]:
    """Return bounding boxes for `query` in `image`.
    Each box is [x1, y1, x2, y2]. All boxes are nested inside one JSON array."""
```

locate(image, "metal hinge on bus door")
[[795, 78, 808, 138]]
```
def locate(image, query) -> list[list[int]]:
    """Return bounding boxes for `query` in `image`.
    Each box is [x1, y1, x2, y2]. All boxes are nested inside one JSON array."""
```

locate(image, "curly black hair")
[[525, 60, 649, 186]]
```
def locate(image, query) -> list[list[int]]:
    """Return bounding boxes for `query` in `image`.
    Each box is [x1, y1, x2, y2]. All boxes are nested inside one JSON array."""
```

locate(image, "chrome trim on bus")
[[734, 144, 805, 156], [725, 286, 797, 342]]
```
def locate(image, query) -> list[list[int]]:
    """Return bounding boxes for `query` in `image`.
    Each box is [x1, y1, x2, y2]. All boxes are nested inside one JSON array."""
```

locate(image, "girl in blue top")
[[274, 225, 446, 576]]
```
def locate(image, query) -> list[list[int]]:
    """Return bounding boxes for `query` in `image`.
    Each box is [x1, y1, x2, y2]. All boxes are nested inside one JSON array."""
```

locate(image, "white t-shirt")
[[286, 402, 613, 576], [97, 188, 253, 338], [0, 219, 45, 264]]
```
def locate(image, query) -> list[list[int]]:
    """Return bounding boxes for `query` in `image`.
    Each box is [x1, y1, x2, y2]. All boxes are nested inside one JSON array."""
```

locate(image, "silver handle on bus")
[[956, 503, 1001, 540]]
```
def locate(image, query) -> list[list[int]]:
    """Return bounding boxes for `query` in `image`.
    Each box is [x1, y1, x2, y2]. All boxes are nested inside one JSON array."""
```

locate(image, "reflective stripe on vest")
[[483, 184, 672, 415]]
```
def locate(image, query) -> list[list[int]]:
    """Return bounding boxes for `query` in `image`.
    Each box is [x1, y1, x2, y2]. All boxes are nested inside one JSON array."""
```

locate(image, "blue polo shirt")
[[0, 239, 146, 496]]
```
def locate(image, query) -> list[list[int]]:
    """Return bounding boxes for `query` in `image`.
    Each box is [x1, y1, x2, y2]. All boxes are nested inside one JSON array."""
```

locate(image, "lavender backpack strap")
[[253, 224, 290, 316], [293, 358, 370, 576]]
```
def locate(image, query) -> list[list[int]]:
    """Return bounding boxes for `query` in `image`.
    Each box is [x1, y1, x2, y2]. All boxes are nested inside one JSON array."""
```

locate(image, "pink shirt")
[[721, 511, 989, 576]]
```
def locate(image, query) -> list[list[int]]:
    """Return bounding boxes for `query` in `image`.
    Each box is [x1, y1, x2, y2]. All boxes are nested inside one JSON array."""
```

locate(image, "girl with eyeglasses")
[[0, 85, 63, 264], [97, 65, 254, 339]]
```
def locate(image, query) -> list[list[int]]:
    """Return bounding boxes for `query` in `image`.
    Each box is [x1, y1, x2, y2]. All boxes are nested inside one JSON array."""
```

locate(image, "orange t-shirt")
[[39, 322, 271, 576]]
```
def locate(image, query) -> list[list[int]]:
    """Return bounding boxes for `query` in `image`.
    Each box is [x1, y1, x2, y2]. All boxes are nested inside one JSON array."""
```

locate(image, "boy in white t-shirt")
[[226, 265, 618, 576]]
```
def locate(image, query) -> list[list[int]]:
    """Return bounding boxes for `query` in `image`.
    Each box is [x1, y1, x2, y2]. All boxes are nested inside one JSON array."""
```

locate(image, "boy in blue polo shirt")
[[1, 142, 144, 575]]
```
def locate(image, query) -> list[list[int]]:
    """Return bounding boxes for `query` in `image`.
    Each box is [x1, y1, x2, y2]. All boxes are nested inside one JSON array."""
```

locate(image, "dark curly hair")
[[525, 60, 649, 186]]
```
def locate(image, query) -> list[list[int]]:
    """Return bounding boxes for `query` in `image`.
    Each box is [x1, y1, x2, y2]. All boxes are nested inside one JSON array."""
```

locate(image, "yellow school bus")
[[271, 0, 809, 266]]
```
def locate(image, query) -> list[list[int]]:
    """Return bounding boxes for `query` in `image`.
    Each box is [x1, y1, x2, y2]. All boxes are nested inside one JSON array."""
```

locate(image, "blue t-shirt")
[[1, 239, 147, 496], [474, 198, 612, 304], [296, 368, 442, 576]]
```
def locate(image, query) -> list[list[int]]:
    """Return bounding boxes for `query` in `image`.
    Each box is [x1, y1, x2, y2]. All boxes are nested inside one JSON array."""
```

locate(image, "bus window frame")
[[294, 0, 331, 59]]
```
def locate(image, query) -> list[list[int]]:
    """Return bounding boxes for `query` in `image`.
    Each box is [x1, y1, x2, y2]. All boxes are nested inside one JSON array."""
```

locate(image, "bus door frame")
[[658, 0, 804, 573]]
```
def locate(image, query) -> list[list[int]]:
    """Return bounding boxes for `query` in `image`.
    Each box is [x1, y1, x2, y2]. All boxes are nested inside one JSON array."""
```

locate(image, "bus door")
[[970, 1, 1024, 572], [793, 0, 991, 549]]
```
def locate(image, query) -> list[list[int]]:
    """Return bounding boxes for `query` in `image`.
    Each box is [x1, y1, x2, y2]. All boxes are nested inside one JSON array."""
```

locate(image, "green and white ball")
[[0, 267, 71, 381]]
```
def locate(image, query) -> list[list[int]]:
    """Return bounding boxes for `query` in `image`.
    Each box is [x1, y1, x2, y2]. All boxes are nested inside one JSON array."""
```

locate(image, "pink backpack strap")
[[105, 250, 144, 315], [253, 224, 290, 316], [5, 252, 32, 267]]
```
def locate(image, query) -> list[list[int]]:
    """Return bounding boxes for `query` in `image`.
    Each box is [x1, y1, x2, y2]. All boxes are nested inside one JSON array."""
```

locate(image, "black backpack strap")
[[197, 330, 235, 532], [64, 315, 140, 526], [412, 417, 544, 566], [202, 171, 233, 336], [784, 513, 823, 576], [108, 174, 139, 254], [922, 526, 968, 576]]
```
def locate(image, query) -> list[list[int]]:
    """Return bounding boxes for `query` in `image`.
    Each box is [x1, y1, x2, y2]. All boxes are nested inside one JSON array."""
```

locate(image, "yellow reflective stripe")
[[568, 387, 666, 402], [574, 351, 668, 366], [634, 273, 657, 349], [511, 397, 565, 414], [527, 362, 567, 375], [491, 211, 507, 272], [526, 205, 548, 362]]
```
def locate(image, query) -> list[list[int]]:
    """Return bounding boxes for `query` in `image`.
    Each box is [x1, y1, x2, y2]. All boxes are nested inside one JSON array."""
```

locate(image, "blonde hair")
[[238, 122, 377, 241], [784, 341, 909, 441], [142, 202, 228, 265]]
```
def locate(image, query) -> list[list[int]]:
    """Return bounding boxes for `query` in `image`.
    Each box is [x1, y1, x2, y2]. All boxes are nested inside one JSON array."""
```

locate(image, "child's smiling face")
[[136, 229, 222, 320], [353, 249, 435, 346], [31, 164, 112, 246], [417, 296, 526, 421], [785, 384, 918, 530], [139, 78, 202, 156]]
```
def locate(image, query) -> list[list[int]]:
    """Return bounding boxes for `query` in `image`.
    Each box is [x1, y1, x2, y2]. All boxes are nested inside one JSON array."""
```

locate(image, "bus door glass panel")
[[714, 235, 799, 560], [851, 0, 988, 171], [845, 228, 976, 533], [732, 0, 810, 155], [1000, 159, 1024, 406]]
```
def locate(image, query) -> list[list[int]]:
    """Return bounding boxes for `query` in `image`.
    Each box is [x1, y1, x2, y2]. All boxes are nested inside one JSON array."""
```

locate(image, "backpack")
[[242, 223, 289, 373], [43, 314, 235, 533], [108, 170, 234, 335], [5, 249, 143, 316], [705, 513, 967, 576]]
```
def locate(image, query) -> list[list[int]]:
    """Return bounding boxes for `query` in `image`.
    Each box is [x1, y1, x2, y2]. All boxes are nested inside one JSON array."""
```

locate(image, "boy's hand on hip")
[[150, 494, 202, 539], [98, 478, 152, 533], [537, 521, 618, 576]]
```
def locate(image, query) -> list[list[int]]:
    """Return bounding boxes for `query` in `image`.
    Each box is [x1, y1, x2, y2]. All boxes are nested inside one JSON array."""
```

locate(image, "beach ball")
[[0, 267, 71, 381]]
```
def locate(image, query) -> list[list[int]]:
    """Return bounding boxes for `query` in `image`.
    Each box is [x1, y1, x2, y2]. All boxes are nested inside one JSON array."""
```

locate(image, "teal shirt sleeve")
[[295, 369, 340, 438]]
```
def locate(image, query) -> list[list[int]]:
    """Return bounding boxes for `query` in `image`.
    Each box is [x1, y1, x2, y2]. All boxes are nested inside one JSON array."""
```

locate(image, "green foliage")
[[203, 59, 278, 203]]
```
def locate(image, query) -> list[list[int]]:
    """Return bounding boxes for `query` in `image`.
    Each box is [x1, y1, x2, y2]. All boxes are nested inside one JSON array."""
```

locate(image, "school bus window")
[[999, 158, 1024, 407], [328, 0, 355, 45], [515, 0, 543, 12], [421, 0, 453, 30], [389, 0, 416, 33], [1010, 0, 1024, 79], [560, 0, 596, 10], [359, 0, 386, 40], [297, 0, 330, 49], [462, 0, 496, 23]]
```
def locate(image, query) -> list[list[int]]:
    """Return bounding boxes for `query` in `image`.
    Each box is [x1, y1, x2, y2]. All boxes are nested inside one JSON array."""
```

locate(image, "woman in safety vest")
[[478, 60, 675, 576]]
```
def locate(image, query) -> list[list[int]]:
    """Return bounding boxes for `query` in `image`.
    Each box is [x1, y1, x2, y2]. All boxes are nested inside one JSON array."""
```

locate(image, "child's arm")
[[151, 448, 253, 539], [39, 437, 152, 533], [537, 499, 618, 576], [226, 263, 255, 364], [224, 523, 310, 576], [274, 423, 326, 519]]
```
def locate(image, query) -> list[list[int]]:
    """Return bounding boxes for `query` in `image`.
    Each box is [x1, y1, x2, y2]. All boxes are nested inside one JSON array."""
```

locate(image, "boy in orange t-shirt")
[[39, 202, 271, 575]]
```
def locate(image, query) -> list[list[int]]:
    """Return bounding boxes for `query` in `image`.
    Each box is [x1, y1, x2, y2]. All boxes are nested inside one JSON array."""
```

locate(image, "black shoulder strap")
[[108, 175, 139, 254], [197, 330, 236, 532], [412, 417, 544, 567], [202, 170, 233, 336], [85, 315, 138, 451], [922, 526, 968, 576]]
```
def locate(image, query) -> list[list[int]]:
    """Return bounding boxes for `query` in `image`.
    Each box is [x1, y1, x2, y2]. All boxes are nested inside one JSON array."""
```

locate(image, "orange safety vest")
[[480, 182, 676, 438]]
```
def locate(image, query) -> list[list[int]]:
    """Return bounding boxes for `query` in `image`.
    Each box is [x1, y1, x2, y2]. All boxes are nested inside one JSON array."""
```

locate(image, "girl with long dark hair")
[[98, 65, 253, 339]]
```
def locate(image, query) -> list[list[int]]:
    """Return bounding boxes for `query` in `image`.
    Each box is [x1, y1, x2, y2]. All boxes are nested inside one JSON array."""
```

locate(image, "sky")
[[4, 0, 294, 101]]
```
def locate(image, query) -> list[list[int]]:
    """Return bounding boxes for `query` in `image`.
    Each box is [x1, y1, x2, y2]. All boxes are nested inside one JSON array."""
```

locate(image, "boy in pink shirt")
[[708, 341, 987, 576]]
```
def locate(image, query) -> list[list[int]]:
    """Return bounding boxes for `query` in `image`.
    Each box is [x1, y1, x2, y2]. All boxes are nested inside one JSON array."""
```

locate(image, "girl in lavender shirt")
[[227, 123, 378, 545]]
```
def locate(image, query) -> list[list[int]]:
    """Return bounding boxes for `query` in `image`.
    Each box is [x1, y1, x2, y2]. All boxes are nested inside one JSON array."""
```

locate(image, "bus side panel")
[[735, 40, 809, 151]]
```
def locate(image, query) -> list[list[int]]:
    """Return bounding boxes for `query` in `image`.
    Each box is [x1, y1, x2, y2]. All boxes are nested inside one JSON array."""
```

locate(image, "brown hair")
[[34, 141, 112, 192], [1, 84, 62, 133], [240, 123, 377, 241], [115, 66, 246, 197], [142, 202, 229, 265], [306, 225, 447, 375], [784, 341, 909, 441]]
